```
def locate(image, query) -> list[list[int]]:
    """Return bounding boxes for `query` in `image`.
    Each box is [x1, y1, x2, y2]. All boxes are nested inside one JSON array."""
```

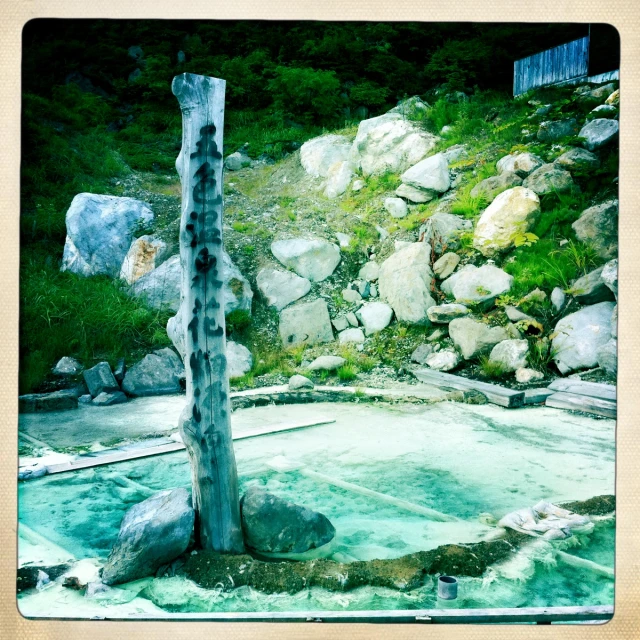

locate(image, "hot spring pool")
[[17, 400, 615, 619]]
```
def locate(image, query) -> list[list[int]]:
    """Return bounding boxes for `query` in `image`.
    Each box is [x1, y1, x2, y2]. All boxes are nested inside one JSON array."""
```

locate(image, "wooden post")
[[172, 73, 244, 553]]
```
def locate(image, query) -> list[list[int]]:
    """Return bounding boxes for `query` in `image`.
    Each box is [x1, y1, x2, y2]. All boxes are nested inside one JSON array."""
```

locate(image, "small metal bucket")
[[437, 575, 458, 600]]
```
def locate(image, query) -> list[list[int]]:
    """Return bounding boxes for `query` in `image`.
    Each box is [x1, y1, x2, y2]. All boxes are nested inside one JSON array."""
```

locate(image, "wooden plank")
[[411, 368, 524, 408], [117, 604, 613, 623], [545, 392, 616, 419], [524, 388, 555, 405], [547, 379, 616, 401]]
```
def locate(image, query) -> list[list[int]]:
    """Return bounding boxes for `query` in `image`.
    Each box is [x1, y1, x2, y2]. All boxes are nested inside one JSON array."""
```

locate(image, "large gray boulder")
[[83, 362, 119, 397], [572, 200, 618, 260], [306, 355, 346, 371], [489, 339, 529, 372], [356, 302, 394, 335], [52, 356, 83, 377], [279, 299, 333, 347], [601, 259, 618, 298], [496, 153, 544, 178], [101, 488, 194, 585], [122, 348, 184, 397], [350, 112, 439, 177], [420, 213, 472, 254], [552, 301, 615, 374], [119, 235, 169, 285], [522, 164, 574, 196], [571, 266, 616, 305], [256, 268, 311, 310], [227, 341, 253, 379], [441, 264, 514, 307], [536, 118, 579, 143], [597, 339, 617, 376], [240, 487, 335, 553], [432, 252, 460, 280], [271, 238, 341, 282], [470, 171, 523, 201], [449, 317, 510, 360], [61, 194, 154, 278], [554, 147, 600, 172], [378, 242, 436, 325], [131, 251, 253, 314], [473, 187, 541, 256], [18, 390, 78, 413], [299, 134, 355, 198], [579, 119, 619, 151], [427, 303, 469, 324], [400, 153, 450, 193], [384, 197, 408, 218]]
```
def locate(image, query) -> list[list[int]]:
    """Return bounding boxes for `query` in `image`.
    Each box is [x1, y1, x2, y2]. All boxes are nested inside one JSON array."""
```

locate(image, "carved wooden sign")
[[172, 73, 244, 553]]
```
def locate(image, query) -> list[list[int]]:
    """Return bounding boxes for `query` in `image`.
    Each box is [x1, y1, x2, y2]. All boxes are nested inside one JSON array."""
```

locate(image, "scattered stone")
[[370, 284, 378, 297], [384, 197, 408, 219], [473, 187, 541, 256], [395, 183, 436, 203], [388, 95, 430, 115], [52, 356, 83, 377], [427, 328, 447, 342], [536, 118, 579, 143], [288, 375, 314, 391], [122, 348, 184, 397], [335, 232, 352, 248], [551, 287, 566, 313], [420, 212, 472, 254], [425, 349, 460, 372], [18, 389, 78, 413], [411, 344, 434, 364], [576, 82, 617, 106], [342, 288, 362, 303], [552, 301, 616, 374], [227, 341, 253, 379], [357, 280, 370, 298], [351, 179, 365, 192], [441, 264, 514, 307], [256, 268, 311, 311], [271, 238, 341, 282], [589, 104, 618, 119], [101, 488, 195, 585], [279, 299, 334, 347], [306, 356, 346, 372], [496, 153, 544, 178], [359, 261, 380, 282], [356, 302, 394, 335], [78, 394, 92, 404], [571, 266, 616, 305], [597, 339, 617, 375], [449, 318, 510, 360], [338, 328, 366, 344], [376, 225, 390, 240], [324, 159, 356, 198], [601, 259, 618, 298], [427, 303, 469, 324], [224, 151, 251, 171], [332, 316, 349, 332], [61, 194, 154, 278], [504, 306, 534, 323], [442, 144, 468, 163], [470, 171, 523, 201], [432, 252, 460, 280], [489, 339, 529, 372], [346, 312, 359, 327], [572, 199, 618, 260], [515, 367, 544, 384], [605, 89, 620, 106], [351, 112, 439, 177], [522, 163, 574, 196], [378, 243, 436, 325], [400, 153, 450, 193], [92, 391, 128, 406], [611, 305, 618, 338], [240, 486, 335, 554], [83, 362, 119, 397], [300, 134, 352, 178], [554, 147, 600, 171], [578, 119, 619, 151]]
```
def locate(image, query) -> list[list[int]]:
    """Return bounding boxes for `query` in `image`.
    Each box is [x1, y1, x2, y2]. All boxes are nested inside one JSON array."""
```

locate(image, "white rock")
[[441, 264, 513, 307], [342, 288, 362, 303], [335, 232, 352, 248], [324, 160, 356, 199], [332, 316, 349, 332], [52, 356, 83, 377], [411, 344, 434, 364], [384, 197, 408, 219], [552, 301, 616, 374], [377, 242, 436, 325], [611, 305, 618, 338], [271, 238, 341, 282], [496, 153, 544, 178], [120, 235, 168, 285], [224, 151, 251, 171], [427, 303, 469, 324], [579, 118, 619, 151], [515, 367, 544, 383], [419, 212, 472, 254], [358, 261, 380, 282], [601, 259, 618, 298], [288, 374, 314, 391], [256, 268, 311, 310], [489, 339, 529, 372], [350, 113, 439, 177], [432, 252, 460, 280], [279, 299, 334, 347], [597, 339, 617, 375], [425, 349, 460, 371], [300, 134, 352, 178], [442, 144, 468, 163], [351, 179, 366, 192], [449, 318, 509, 360], [306, 356, 346, 371], [356, 302, 394, 335], [61, 194, 154, 278], [338, 328, 366, 344], [551, 287, 566, 313], [395, 183, 436, 203], [227, 341, 253, 379], [572, 200, 618, 260], [554, 147, 600, 171], [473, 187, 541, 256], [400, 153, 450, 193]]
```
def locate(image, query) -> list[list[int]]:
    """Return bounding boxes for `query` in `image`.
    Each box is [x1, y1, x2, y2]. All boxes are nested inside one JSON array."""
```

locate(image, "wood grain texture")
[[172, 73, 244, 553]]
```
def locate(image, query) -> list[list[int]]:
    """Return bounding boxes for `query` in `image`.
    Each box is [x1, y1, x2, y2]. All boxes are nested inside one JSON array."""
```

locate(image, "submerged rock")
[[240, 486, 335, 553], [102, 488, 194, 585]]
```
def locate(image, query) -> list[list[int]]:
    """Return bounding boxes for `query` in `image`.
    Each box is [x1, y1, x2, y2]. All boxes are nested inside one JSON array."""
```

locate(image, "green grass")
[[477, 355, 508, 379], [337, 364, 358, 382]]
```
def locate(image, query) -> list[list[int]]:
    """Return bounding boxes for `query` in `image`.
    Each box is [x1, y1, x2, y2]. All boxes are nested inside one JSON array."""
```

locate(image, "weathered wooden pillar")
[[172, 73, 244, 553]]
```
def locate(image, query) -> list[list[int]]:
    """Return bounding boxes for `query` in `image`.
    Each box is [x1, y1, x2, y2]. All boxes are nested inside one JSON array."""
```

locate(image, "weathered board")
[[524, 388, 555, 405], [545, 391, 616, 419], [547, 378, 616, 401], [411, 368, 525, 408], [514, 36, 589, 96]]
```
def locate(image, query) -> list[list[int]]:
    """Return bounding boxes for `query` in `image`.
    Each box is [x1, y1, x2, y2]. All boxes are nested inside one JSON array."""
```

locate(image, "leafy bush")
[[349, 80, 390, 109]]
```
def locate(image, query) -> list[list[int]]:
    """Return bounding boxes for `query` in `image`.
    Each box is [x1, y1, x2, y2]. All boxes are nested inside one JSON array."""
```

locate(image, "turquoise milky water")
[[18, 400, 615, 617]]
